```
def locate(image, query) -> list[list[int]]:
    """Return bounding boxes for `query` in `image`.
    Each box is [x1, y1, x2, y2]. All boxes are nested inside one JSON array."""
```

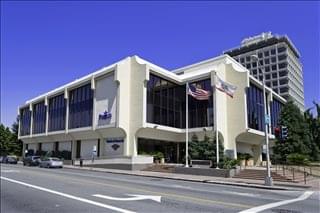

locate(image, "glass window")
[[240, 58, 244, 63], [271, 49, 276, 55], [246, 83, 265, 131], [271, 57, 276, 63], [48, 94, 66, 132], [270, 99, 283, 134], [265, 66, 270, 72], [280, 87, 288, 93], [32, 101, 46, 134], [278, 63, 287, 69], [147, 74, 213, 129], [246, 64, 251, 69], [272, 65, 277, 70], [20, 107, 31, 136], [278, 46, 286, 53], [252, 62, 257, 68], [265, 74, 270, 80], [258, 52, 263, 58], [272, 73, 277, 78], [246, 56, 251, 62], [264, 58, 270, 64], [68, 83, 93, 129], [264, 51, 269, 56]]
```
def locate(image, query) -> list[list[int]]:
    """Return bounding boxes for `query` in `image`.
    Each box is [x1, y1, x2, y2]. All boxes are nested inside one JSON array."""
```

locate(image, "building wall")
[[95, 73, 117, 127]]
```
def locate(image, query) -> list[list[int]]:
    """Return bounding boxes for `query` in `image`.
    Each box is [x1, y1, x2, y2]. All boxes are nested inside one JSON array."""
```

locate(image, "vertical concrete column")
[[91, 76, 96, 130], [29, 104, 33, 137], [99, 138, 104, 157], [45, 96, 49, 135], [64, 88, 69, 133], [22, 143, 26, 157], [252, 145, 262, 166], [71, 140, 77, 160], [177, 143, 180, 163]]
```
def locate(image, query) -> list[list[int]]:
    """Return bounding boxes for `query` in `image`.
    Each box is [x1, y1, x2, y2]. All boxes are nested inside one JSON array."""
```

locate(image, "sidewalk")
[[63, 165, 319, 191]]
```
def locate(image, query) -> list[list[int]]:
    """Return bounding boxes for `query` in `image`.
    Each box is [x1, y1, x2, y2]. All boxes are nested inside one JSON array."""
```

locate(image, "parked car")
[[39, 157, 63, 168], [23, 156, 41, 166], [5, 155, 18, 164]]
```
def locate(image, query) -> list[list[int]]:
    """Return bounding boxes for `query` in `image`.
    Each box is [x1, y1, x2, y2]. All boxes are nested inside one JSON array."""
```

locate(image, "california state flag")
[[215, 76, 237, 98]]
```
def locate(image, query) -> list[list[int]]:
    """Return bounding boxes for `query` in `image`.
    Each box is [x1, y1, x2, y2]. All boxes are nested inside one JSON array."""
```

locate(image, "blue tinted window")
[[48, 94, 66, 131], [32, 101, 46, 134], [246, 83, 265, 131], [68, 83, 93, 129], [20, 107, 31, 136]]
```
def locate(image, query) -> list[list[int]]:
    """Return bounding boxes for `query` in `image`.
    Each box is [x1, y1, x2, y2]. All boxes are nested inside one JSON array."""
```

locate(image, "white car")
[[39, 157, 63, 168]]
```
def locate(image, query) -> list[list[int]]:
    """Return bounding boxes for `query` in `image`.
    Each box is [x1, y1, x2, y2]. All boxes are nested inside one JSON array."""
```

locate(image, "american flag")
[[188, 84, 211, 100]]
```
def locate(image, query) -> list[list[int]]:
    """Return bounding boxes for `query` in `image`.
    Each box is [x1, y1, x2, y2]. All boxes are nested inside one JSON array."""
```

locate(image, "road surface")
[[1, 164, 319, 213]]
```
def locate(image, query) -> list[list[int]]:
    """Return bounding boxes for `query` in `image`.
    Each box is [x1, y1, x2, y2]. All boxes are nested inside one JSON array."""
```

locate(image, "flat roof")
[[224, 35, 300, 58]]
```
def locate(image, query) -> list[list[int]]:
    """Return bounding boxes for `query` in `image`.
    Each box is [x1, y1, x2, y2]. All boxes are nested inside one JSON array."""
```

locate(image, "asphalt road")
[[1, 164, 319, 213]]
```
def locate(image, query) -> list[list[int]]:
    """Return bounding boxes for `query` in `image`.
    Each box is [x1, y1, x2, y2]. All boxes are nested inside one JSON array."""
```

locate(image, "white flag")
[[215, 76, 237, 98]]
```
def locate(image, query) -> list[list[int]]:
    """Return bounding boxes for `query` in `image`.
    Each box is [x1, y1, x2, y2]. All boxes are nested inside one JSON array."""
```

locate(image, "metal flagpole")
[[213, 72, 219, 169], [185, 82, 189, 167]]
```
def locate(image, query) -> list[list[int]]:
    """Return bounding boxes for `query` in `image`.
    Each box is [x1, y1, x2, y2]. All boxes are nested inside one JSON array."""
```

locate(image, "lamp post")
[[251, 54, 273, 186]]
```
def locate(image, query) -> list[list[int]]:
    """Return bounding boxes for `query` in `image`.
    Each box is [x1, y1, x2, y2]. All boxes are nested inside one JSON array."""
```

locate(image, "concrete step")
[[233, 169, 295, 182]]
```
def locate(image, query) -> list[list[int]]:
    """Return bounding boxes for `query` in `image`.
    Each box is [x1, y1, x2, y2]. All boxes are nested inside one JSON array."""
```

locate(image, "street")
[[1, 164, 319, 213]]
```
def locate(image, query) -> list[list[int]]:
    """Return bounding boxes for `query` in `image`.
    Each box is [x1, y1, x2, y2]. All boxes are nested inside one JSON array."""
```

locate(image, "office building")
[[18, 55, 285, 169], [224, 32, 304, 111]]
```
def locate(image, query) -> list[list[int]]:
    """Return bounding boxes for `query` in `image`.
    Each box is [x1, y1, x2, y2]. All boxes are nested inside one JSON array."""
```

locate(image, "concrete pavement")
[[63, 164, 318, 191], [1, 164, 319, 213]]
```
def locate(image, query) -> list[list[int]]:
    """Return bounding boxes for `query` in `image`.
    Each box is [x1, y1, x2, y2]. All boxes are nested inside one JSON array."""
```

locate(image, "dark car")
[[23, 156, 41, 166], [5, 156, 18, 164]]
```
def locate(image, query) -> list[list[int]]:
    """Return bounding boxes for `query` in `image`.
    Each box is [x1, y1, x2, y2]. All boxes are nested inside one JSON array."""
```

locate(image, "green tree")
[[273, 100, 312, 162], [304, 102, 320, 161], [10, 117, 23, 156], [189, 133, 224, 161], [0, 124, 13, 155]]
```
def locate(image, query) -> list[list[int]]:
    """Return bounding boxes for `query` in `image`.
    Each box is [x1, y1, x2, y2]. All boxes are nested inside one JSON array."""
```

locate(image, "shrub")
[[286, 153, 310, 165]]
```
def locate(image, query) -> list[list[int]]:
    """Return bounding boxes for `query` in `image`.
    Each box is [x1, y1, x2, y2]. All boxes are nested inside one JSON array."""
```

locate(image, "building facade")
[[224, 32, 304, 111], [18, 55, 285, 169]]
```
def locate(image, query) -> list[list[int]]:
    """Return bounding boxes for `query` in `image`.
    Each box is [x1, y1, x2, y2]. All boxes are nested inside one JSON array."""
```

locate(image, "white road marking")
[[222, 191, 258, 197], [239, 191, 314, 213], [93, 194, 161, 203], [0, 176, 135, 213], [1, 169, 20, 173]]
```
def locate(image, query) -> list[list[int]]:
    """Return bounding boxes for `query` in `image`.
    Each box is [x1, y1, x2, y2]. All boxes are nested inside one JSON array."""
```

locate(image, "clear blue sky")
[[1, 1, 319, 127]]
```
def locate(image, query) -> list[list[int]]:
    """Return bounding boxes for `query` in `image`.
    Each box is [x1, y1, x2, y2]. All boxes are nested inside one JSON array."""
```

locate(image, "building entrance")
[[137, 138, 184, 163]]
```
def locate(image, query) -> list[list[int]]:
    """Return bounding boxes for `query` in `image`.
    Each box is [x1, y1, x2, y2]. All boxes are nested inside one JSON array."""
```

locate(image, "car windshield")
[[33, 157, 40, 159], [51, 158, 60, 161]]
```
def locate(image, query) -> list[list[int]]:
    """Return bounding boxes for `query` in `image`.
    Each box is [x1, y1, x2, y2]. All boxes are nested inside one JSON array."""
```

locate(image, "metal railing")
[[272, 163, 318, 184]]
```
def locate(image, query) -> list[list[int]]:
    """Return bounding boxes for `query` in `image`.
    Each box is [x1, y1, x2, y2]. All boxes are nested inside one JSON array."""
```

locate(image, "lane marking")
[[1, 169, 20, 173], [239, 191, 314, 213], [93, 194, 161, 203], [0, 176, 135, 213], [222, 191, 258, 198]]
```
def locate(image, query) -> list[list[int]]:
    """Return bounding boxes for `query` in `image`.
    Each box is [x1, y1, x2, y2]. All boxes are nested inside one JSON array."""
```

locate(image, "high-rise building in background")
[[224, 32, 304, 111]]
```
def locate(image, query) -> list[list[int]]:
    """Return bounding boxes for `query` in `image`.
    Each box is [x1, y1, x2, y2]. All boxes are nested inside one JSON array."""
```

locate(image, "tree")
[[304, 102, 320, 161], [273, 100, 312, 162], [10, 117, 23, 156], [189, 133, 224, 161], [0, 124, 13, 155]]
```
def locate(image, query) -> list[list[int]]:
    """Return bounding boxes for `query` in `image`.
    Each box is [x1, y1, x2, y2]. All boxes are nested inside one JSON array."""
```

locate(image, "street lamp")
[[251, 54, 273, 186]]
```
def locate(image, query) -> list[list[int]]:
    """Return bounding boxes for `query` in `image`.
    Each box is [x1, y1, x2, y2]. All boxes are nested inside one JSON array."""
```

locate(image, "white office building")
[[18, 55, 285, 169]]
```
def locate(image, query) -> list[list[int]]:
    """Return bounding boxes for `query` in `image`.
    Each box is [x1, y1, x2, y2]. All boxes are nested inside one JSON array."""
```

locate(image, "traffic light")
[[274, 127, 281, 139], [281, 126, 288, 140]]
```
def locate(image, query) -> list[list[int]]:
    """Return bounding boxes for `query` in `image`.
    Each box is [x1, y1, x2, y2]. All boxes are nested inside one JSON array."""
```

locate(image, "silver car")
[[39, 157, 63, 168]]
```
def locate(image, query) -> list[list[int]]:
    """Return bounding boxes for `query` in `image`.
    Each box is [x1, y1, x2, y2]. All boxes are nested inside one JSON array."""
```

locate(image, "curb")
[[63, 166, 308, 191]]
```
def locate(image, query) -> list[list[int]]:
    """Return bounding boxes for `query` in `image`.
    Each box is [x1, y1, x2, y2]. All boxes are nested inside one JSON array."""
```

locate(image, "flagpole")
[[213, 72, 219, 169], [185, 82, 189, 167]]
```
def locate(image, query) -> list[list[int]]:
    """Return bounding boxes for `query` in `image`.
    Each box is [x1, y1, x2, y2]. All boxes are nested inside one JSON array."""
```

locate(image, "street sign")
[[264, 115, 270, 125]]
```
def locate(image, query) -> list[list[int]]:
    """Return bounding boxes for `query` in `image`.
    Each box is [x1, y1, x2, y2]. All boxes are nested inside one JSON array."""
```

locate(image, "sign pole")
[[185, 82, 189, 167]]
